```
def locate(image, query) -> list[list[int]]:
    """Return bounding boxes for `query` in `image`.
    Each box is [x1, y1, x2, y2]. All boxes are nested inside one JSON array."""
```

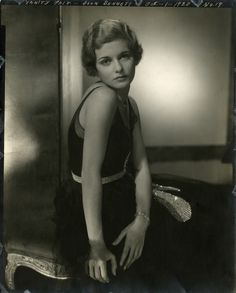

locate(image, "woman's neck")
[[116, 86, 130, 103]]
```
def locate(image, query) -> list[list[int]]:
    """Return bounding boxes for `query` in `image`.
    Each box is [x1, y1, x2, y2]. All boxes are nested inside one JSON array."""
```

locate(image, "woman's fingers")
[[124, 247, 135, 270], [88, 261, 96, 280], [110, 254, 117, 276], [99, 261, 109, 283], [126, 246, 142, 269], [120, 243, 130, 266], [137, 246, 143, 259], [88, 260, 109, 283], [87, 257, 118, 283], [94, 263, 104, 283], [86, 250, 118, 283]]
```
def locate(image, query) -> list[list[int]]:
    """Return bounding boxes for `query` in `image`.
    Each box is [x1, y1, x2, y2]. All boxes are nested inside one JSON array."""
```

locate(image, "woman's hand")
[[112, 217, 149, 270], [85, 242, 117, 283]]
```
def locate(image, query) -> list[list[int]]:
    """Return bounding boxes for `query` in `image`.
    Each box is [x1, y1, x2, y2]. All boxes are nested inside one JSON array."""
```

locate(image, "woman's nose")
[[114, 60, 123, 72]]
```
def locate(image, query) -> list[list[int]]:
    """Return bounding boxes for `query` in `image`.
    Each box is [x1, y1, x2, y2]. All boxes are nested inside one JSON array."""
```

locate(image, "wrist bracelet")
[[135, 210, 150, 225]]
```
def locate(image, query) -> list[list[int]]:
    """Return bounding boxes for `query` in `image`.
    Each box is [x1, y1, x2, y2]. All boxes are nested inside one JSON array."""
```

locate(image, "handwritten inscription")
[[25, 0, 49, 4], [143, 0, 223, 7], [144, 1, 189, 6], [25, 0, 72, 3], [201, 1, 223, 7], [1, 0, 225, 6], [54, 0, 71, 4], [102, 0, 132, 5], [82, 0, 98, 5]]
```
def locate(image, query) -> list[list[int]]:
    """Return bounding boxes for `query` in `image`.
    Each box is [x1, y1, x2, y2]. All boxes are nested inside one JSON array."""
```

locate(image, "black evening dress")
[[54, 81, 149, 277]]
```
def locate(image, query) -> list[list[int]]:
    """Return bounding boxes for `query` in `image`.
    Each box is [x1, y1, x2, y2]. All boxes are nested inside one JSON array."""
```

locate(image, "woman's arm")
[[81, 86, 118, 282], [131, 97, 152, 219], [113, 97, 152, 270]]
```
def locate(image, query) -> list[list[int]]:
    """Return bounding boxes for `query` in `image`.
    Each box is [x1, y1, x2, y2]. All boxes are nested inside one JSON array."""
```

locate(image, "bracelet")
[[135, 210, 150, 225]]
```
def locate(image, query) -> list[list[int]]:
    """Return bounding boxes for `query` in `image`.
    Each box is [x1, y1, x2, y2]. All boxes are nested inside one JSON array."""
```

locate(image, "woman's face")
[[95, 39, 135, 91]]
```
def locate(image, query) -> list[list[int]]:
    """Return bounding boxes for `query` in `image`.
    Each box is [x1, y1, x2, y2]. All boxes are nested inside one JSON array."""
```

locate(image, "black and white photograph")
[[0, 4, 235, 292]]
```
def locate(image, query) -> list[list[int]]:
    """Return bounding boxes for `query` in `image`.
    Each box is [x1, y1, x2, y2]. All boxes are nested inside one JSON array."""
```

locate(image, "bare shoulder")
[[75, 84, 117, 122], [87, 86, 117, 106], [86, 85, 118, 112], [78, 85, 118, 134]]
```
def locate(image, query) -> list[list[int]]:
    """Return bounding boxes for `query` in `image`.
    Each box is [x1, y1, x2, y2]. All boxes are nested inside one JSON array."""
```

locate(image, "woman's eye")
[[100, 59, 111, 66], [121, 53, 131, 60]]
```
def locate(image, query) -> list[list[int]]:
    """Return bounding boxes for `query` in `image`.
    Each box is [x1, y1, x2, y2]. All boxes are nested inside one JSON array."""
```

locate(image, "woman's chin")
[[109, 80, 131, 90]]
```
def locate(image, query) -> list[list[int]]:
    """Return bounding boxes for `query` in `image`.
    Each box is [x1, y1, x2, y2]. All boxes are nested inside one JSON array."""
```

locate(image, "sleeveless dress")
[[54, 81, 141, 276], [54, 82, 189, 291]]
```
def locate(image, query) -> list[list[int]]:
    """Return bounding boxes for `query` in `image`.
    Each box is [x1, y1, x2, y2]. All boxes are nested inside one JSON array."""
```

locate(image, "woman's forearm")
[[82, 170, 105, 247], [135, 163, 152, 217]]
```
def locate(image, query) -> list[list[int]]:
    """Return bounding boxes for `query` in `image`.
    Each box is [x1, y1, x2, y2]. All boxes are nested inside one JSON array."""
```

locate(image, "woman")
[[55, 18, 154, 285]]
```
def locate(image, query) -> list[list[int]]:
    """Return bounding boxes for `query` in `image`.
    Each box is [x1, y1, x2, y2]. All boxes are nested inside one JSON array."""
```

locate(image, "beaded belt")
[[71, 169, 126, 184], [72, 152, 131, 185]]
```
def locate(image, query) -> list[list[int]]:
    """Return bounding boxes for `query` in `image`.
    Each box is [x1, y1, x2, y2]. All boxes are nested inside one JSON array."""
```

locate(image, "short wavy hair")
[[81, 19, 143, 76]]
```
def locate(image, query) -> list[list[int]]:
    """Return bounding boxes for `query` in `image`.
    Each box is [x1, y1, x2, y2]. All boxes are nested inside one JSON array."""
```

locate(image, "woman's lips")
[[114, 75, 127, 80]]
